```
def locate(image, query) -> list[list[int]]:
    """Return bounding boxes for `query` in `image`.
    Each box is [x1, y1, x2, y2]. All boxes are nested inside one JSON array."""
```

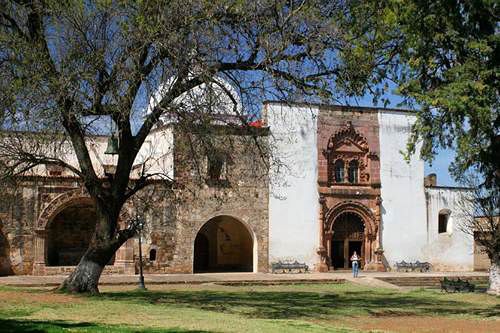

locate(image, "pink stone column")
[[114, 239, 135, 274], [316, 196, 329, 272], [32, 230, 46, 275]]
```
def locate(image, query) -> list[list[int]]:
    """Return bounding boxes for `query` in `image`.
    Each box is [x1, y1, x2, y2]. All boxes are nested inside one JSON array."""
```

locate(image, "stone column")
[[114, 238, 135, 274], [32, 230, 46, 275], [316, 196, 329, 272], [365, 196, 386, 271]]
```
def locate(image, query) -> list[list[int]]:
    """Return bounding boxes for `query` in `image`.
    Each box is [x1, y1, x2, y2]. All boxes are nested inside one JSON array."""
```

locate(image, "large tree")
[[382, 0, 499, 185], [0, 0, 394, 293], [383, 0, 499, 294]]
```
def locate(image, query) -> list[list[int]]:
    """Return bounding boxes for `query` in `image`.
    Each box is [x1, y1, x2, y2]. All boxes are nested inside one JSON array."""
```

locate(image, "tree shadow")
[[99, 289, 500, 320], [0, 318, 215, 333]]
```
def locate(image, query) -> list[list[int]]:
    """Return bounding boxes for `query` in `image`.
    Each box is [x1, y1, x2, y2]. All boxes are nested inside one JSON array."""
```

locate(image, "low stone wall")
[[41, 265, 125, 276]]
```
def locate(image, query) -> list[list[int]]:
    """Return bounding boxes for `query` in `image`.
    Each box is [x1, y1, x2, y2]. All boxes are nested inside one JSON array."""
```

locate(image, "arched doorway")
[[193, 216, 253, 273], [46, 201, 114, 266], [331, 212, 364, 269], [0, 229, 13, 276]]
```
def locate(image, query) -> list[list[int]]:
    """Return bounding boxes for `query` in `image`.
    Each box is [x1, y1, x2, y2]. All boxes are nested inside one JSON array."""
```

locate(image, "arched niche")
[[193, 215, 254, 273]]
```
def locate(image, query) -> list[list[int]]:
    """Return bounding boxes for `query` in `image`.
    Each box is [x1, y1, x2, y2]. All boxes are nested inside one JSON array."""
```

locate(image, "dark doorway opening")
[[46, 202, 115, 266], [330, 212, 365, 270], [0, 229, 13, 276], [331, 241, 344, 269], [193, 233, 209, 272], [193, 216, 253, 273]]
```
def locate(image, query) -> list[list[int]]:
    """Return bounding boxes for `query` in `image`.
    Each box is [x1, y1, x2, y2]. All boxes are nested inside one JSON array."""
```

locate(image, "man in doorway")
[[350, 251, 360, 278]]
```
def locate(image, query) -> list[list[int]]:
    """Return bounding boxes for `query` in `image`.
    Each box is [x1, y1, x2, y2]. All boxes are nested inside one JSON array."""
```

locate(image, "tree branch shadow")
[[0, 318, 214, 333], [99, 289, 500, 320]]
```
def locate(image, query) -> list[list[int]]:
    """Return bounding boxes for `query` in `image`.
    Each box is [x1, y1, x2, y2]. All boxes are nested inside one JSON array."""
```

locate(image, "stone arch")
[[46, 200, 100, 266], [37, 188, 91, 231], [330, 212, 365, 269], [36, 188, 131, 231], [323, 201, 379, 270], [325, 201, 377, 237], [193, 215, 255, 273], [32, 188, 134, 275]]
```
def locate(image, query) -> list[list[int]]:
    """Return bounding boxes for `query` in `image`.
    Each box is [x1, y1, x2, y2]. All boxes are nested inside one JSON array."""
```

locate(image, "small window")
[[149, 249, 157, 261], [207, 153, 227, 181], [348, 160, 359, 183], [438, 210, 450, 234], [206, 151, 230, 186], [334, 160, 344, 183]]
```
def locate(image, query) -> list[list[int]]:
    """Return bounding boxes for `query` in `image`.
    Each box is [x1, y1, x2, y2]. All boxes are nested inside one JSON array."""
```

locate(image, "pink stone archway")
[[319, 200, 384, 271], [33, 188, 134, 275]]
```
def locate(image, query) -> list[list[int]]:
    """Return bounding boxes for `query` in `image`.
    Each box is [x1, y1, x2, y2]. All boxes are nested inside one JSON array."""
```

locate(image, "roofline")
[[262, 100, 417, 114], [0, 128, 110, 139], [425, 185, 474, 191]]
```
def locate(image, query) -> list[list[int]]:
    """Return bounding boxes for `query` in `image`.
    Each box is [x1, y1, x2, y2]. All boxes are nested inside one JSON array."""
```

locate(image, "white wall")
[[133, 126, 174, 180], [264, 103, 320, 269], [423, 187, 474, 271], [378, 111, 428, 266]]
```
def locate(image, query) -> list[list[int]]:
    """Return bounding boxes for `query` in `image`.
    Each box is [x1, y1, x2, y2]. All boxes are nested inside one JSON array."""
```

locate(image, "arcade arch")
[[193, 215, 254, 273]]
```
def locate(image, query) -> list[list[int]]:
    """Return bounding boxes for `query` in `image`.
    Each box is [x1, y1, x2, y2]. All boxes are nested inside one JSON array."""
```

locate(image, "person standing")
[[350, 251, 360, 278]]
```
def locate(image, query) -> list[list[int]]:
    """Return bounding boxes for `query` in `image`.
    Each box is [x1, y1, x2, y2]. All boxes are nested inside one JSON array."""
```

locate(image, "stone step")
[[376, 276, 488, 287]]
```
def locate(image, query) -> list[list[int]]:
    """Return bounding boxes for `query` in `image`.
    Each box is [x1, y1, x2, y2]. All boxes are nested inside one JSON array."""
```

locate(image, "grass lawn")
[[0, 282, 498, 333]]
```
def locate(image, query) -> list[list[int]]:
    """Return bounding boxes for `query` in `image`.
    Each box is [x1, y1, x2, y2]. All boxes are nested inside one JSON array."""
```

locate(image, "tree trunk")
[[487, 256, 500, 296], [58, 205, 124, 294], [58, 245, 116, 294]]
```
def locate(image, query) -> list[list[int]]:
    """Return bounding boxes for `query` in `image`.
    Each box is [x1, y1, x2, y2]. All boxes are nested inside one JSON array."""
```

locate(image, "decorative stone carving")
[[323, 121, 375, 186]]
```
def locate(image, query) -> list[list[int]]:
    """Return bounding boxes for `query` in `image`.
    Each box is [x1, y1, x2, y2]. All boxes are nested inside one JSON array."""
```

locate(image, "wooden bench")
[[271, 261, 309, 273], [395, 260, 432, 272]]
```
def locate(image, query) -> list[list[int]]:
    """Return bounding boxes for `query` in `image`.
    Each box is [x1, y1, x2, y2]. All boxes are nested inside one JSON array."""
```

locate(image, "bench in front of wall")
[[394, 260, 432, 272], [271, 261, 309, 273]]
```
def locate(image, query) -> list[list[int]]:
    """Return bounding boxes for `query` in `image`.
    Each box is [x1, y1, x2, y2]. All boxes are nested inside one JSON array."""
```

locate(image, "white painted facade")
[[423, 187, 474, 271], [377, 111, 428, 266], [265, 103, 474, 272], [264, 103, 320, 269]]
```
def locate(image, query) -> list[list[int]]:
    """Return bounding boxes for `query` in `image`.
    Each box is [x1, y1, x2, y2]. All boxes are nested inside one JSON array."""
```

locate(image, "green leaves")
[[382, 0, 499, 188]]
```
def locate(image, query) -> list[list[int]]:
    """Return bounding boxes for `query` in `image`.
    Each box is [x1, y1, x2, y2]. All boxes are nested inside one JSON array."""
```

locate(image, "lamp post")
[[137, 215, 146, 290], [130, 215, 146, 290]]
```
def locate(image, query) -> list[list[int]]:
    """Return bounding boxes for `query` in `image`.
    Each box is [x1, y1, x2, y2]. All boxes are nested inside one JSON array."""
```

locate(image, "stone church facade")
[[266, 102, 475, 272], [0, 102, 476, 276]]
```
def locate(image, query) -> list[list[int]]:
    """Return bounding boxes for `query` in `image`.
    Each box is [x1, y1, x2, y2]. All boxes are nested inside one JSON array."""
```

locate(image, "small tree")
[[0, 1, 395, 293], [457, 176, 499, 295]]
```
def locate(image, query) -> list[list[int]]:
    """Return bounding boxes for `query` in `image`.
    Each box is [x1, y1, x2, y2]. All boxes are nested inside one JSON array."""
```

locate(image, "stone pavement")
[[0, 271, 488, 287]]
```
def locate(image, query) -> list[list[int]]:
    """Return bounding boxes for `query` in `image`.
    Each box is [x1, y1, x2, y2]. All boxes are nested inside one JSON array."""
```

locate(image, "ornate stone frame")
[[323, 121, 374, 185], [317, 198, 384, 271], [33, 188, 134, 275]]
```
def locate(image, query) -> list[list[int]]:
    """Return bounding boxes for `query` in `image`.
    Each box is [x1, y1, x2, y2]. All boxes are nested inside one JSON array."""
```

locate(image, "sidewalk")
[[0, 271, 488, 287]]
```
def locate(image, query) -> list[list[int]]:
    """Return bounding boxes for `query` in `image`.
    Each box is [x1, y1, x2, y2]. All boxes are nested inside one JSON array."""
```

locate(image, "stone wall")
[[150, 128, 269, 273], [0, 124, 269, 276]]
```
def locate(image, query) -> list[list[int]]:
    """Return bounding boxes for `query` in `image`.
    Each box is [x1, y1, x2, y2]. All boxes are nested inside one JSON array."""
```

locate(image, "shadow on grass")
[[0, 318, 214, 333], [99, 289, 500, 320]]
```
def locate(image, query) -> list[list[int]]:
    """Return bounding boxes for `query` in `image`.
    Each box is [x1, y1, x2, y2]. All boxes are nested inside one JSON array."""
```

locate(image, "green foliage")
[[383, 0, 499, 187]]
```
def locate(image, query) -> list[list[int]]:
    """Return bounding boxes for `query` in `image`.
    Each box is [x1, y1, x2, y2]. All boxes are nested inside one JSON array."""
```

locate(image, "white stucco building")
[[265, 102, 474, 271]]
